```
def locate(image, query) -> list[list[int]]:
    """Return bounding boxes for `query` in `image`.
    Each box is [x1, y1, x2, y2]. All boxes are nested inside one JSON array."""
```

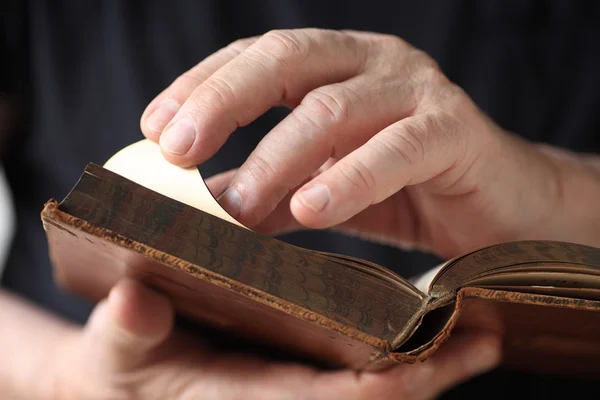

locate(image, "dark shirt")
[[1, 1, 599, 397]]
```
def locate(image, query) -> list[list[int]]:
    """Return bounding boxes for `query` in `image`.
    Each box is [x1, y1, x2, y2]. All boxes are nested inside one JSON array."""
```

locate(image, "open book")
[[41, 140, 600, 378]]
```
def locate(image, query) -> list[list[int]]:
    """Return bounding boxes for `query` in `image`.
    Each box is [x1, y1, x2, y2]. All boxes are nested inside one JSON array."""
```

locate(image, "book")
[[41, 139, 600, 378]]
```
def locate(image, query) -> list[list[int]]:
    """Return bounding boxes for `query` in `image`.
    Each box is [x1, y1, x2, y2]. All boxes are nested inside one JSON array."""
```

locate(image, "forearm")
[[0, 289, 76, 400], [537, 144, 600, 247]]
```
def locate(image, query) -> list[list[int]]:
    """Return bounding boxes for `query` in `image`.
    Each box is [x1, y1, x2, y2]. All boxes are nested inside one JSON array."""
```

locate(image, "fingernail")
[[160, 118, 196, 155], [468, 343, 500, 374], [298, 184, 330, 212], [217, 187, 242, 218], [146, 100, 180, 133]]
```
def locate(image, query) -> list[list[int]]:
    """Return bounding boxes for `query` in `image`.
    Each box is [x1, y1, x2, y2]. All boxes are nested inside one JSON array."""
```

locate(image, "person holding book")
[[1, 1, 599, 399], [141, 29, 599, 256]]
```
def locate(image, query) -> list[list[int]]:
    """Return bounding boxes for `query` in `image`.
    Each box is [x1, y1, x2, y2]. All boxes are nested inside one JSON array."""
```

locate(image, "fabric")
[[0, 166, 15, 279]]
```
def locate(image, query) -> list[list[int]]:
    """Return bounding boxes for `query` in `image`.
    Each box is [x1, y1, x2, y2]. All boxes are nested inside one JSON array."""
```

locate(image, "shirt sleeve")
[[0, 0, 22, 278], [0, 165, 15, 279]]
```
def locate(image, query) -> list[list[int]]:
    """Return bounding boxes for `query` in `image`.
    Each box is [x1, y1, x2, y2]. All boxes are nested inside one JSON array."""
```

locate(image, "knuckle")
[[291, 106, 324, 132], [375, 35, 413, 63], [362, 34, 409, 70], [184, 78, 241, 136], [262, 29, 304, 55], [399, 128, 427, 166], [245, 151, 279, 187], [173, 70, 205, 90], [227, 36, 257, 54], [382, 34, 411, 51], [188, 94, 213, 116], [418, 64, 447, 87], [413, 49, 441, 69], [443, 82, 470, 106], [408, 50, 448, 89], [255, 29, 309, 68], [194, 75, 236, 110], [337, 159, 377, 195], [301, 88, 350, 125], [382, 120, 430, 168]]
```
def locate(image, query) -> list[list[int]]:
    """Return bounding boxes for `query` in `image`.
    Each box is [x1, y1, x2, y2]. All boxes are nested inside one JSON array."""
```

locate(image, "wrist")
[[483, 131, 565, 243], [534, 144, 600, 247], [481, 129, 600, 247]]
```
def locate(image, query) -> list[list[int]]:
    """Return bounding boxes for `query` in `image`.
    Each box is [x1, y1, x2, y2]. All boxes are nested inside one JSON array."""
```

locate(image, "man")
[[1, 1, 599, 398]]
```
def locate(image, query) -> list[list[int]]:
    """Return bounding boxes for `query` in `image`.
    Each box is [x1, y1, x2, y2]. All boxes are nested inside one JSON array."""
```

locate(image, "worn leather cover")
[[39, 164, 600, 375], [42, 200, 397, 370], [452, 287, 600, 379], [42, 200, 600, 377]]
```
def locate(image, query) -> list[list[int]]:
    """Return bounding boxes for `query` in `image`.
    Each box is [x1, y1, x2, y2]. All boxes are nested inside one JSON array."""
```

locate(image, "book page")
[[466, 271, 600, 288], [475, 285, 600, 301], [103, 138, 246, 229], [411, 261, 449, 294], [430, 241, 600, 293]]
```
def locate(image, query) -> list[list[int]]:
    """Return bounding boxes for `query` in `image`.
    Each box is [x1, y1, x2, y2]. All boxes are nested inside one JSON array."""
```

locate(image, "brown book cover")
[[40, 141, 600, 378]]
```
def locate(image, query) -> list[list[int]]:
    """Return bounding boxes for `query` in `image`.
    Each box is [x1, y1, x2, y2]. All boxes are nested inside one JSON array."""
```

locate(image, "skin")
[[1, 280, 500, 399], [2, 28, 599, 399], [141, 29, 600, 258]]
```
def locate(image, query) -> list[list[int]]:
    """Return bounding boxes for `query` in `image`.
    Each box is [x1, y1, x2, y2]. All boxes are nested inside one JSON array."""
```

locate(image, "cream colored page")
[[103, 139, 246, 228], [410, 261, 449, 294]]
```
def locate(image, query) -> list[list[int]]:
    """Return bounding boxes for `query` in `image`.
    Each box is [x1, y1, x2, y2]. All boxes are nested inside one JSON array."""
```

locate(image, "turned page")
[[104, 138, 246, 228]]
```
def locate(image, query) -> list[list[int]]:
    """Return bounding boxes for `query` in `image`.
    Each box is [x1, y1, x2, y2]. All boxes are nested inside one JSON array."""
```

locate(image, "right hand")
[[51, 279, 500, 399], [141, 29, 600, 259]]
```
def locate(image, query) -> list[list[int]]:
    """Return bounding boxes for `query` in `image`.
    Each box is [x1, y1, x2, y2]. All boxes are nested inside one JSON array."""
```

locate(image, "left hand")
[[53, 279, 499, 400]]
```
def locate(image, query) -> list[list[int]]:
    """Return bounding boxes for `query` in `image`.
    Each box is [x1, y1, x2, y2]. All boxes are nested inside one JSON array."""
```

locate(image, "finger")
[[311, 332, 500, 400], [140, 36, 258, 141], [412, 333, 501, 398], [208, 169, 306, 235], [209, 167, 422, 247], [251, 191, 427, 252], [204, 168, 238, 198], [290, 112, 467, 228], [158, 29, 368, 166], [250, 188, 305, 235], [251, 159, 340, 235], [217, 74, 418, 226], [384, 332, 500, 399], [333, 191, 425, 251], [205, 162, 419, 242], [210, 159, 338, 232], [254, 195, 404, 239], [204, 168, 302, 234], [83, 279, 174, 372]]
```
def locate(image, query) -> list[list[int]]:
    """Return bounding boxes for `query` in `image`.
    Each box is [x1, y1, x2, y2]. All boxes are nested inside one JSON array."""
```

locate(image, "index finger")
[[140, 36, 258, 142], [156, 29, 367, 167]]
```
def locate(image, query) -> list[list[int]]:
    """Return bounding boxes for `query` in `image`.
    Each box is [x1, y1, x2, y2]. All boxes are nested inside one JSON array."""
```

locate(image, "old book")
[[41, 139, 600, 378]]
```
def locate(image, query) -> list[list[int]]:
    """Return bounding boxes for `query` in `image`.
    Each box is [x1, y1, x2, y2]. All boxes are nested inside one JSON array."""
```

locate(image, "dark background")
[[2, 1, 599, 398]]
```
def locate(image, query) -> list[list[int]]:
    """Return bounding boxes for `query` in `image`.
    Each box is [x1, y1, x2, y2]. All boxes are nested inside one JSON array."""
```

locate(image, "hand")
[[52, 279, 499, 400], [140, 28, 581, 259]]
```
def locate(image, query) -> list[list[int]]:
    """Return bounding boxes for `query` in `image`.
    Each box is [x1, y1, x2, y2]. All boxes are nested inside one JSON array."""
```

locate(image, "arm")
[[537, 144, 600, 247], [0, 290, 73, 399]]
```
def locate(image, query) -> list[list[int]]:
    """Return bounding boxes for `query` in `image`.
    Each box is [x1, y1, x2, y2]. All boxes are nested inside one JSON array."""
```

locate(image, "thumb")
[[83, 279, 175, 372], [410, 332, 501, 399]]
